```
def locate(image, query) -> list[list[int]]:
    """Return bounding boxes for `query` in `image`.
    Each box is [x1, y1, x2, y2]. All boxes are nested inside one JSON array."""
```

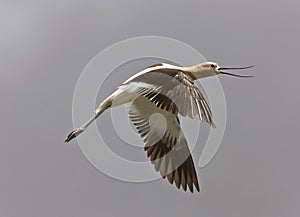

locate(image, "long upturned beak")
[[218, 65, 254, 78]]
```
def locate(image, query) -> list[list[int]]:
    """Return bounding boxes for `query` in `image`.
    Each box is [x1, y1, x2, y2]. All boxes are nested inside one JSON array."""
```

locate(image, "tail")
[[65, 97, 112, 143]]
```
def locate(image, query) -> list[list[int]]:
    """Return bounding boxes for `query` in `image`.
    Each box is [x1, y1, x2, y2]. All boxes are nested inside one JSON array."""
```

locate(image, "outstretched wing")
[[121, 64, 215, 127], [129, 96, 200, 192]]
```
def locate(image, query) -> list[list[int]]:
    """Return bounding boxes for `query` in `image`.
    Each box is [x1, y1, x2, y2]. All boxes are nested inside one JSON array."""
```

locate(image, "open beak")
[[218, 65, 254, 78]]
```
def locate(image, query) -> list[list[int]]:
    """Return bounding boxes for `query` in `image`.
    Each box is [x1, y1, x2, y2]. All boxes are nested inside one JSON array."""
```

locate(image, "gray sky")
[[1, 0, 300, 217]]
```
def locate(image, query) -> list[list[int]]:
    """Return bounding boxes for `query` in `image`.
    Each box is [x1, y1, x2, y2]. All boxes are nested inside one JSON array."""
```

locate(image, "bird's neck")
[[183, 65, 215, 80]]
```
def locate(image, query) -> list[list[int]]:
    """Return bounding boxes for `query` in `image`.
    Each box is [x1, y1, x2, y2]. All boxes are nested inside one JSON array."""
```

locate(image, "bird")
[[65, 61, 253, 193]]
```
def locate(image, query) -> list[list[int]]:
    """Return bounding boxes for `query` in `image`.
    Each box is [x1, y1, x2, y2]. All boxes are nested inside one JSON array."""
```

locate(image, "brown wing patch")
[[144, 63, 163, 70]]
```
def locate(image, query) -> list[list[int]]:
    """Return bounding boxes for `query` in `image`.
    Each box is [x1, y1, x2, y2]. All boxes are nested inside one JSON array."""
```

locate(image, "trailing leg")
[[65, 97, 112, 143]]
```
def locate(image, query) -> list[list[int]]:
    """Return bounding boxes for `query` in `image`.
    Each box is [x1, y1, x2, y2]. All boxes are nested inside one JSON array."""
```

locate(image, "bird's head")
[[188, 61, 254, 79]]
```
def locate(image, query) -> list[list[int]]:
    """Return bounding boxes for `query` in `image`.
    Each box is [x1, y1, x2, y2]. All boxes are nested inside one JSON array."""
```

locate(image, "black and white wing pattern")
[[121, 63, 215, 127], [129, 96, 200, 192]]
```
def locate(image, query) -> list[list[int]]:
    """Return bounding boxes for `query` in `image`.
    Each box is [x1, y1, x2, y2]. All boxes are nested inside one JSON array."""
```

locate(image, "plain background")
[[1, 0, 300, 217]]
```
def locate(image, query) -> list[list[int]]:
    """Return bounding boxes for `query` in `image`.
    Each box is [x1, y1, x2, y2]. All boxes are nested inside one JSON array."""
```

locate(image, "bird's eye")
[[211, 64, 215, 68]]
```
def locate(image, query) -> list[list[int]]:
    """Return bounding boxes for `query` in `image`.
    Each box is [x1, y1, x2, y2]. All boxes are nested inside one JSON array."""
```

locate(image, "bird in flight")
[[65, 62, 253, 193]]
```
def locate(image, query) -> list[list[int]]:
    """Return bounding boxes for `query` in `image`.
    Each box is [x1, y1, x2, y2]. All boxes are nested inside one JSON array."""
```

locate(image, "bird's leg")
[[65, 97, 112, 143], [65, 116, 96, 143]]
